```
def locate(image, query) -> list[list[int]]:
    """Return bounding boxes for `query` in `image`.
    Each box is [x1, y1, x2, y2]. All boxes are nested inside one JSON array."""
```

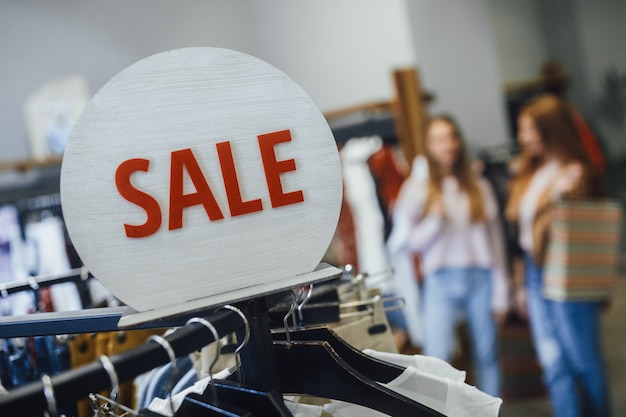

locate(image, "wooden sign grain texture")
[[61, 48, 342, 315]]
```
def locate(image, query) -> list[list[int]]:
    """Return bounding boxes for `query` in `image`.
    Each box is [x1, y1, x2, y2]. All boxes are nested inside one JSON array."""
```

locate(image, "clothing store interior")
[[1, 1, 625, 416]]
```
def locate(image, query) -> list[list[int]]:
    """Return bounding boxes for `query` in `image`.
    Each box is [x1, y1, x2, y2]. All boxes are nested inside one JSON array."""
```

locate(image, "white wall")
[[4, 0, 624, 163], [0, 0, 416, 163], [576, 0, 626, 91], [488, 0, 548, 84], [486, 0, 626, 146], [576, 0, 626, 150], [0, 0, 255, 162], [405, 0, 510, 147], [249, 0, 416, 112]]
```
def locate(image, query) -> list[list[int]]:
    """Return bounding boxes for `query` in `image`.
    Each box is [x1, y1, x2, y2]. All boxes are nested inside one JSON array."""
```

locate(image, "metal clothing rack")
[[0, 267, 92, 298], [0, 295, 325, 416], [0, 270, 339, 415], [0, 272, 289, 338], [0, 307, 246, 416], [0, 287, 446, 417]]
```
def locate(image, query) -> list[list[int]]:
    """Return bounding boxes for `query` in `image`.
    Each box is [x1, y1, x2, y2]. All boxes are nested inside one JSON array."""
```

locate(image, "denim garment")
[[422, 267, 500, 396], [383, 292, 409, 331], [524, 254, 611, 417], [33, 336, 55, 378], [8, 346, 33, 386], [140, 355, 194, 409], [0, 343, 12, 389]]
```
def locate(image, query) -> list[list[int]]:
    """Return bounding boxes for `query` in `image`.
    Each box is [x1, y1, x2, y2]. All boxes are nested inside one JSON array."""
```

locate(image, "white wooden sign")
[[60, 48, 342, 324]]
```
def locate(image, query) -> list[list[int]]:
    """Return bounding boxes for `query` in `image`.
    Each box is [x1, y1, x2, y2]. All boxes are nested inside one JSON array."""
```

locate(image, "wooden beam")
[[0, 155, 63, 173], [323, 100, 392, 121], [392, 67, 428, 165]]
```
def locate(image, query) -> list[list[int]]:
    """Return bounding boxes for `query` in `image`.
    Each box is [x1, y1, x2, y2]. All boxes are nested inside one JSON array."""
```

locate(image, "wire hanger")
[[0, 309, 246, 416], [176, 316, 255, 417], [186, 308, 294, 417], [88, 354, 123, 416], [214, 304, 251, 385], [41, 374, 60, 417], [148, 335, 180, 416]]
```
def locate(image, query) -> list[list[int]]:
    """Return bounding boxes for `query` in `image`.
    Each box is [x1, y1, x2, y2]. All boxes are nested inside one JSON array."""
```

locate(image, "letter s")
[[115, 158, 162, 238]]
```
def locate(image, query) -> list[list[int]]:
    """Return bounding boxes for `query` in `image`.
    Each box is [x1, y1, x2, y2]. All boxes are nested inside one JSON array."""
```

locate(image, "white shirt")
[[518, 161, 560, 252], [390, 176, 509, 311], [147, 368, 232, 416], [323, 366, 501, 417], [362, 349, 466, 383]]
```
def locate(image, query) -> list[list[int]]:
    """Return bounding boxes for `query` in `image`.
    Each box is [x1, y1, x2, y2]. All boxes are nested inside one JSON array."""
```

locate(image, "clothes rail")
[[0, 270, 311, 338], [0, 267, 92, 297], [0, 306, 132, 338], [0, 308, 243, 416], [0, 300, 266, 338]]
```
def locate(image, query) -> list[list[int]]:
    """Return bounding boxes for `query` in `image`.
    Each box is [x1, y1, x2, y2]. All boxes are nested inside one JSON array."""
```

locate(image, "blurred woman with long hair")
[[506, 94, 610, 417], [393, 114, 509, 396]]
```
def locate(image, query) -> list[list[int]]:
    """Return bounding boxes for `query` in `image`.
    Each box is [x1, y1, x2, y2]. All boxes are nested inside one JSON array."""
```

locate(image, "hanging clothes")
[[340, 137, 393, 292], [146, 367, 234, 416], [323, 350, 502, 417], [24, 215, 82, 312], [386, 155, 430, 346], [363, 349, 466, 382], [0, 205, 34, 316]]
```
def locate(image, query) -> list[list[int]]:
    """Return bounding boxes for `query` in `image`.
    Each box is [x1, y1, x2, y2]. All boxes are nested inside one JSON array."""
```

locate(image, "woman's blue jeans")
[[524, 253, 611, 417], [422, 267, 500, 396]]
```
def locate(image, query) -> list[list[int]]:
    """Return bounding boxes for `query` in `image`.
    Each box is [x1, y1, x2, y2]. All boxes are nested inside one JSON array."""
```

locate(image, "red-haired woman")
[[506, 94, 610, 417]]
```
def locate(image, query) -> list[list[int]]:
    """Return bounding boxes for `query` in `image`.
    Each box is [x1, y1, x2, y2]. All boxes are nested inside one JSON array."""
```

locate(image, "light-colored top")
[[390, 176, 509, 311], [363, 349, 466, 382], [518, 161, 560, 252], [323, 352, 501, 417]]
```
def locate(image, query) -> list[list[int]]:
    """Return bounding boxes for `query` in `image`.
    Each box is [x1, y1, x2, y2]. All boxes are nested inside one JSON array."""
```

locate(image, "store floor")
[[500, 274, 626, 416]]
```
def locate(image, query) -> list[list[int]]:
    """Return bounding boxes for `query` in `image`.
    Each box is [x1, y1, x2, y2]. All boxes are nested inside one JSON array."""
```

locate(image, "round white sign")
[[61, 48, 342, 315]]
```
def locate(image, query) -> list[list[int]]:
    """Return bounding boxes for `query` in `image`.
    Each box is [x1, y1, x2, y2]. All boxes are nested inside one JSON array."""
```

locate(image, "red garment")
[[571, 107, 606, 173], [334, 195, 359, 270], [333, 145, 408, 271], [367, 146, 407, 210]]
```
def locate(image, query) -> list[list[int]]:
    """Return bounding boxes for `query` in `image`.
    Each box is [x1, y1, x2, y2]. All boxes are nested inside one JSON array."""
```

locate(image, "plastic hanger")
[[272, 325, 404, 383], [196, 381, 292, 417], [273, 289, 439, 416], [178, 392, 254, 417], [273, 284, 404, 384], [273, 340, 444, 416]]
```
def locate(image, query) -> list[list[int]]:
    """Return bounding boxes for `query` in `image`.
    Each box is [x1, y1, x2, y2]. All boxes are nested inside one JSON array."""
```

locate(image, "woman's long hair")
[[423, 114, 485, 223], [506, 94, 597, 220]]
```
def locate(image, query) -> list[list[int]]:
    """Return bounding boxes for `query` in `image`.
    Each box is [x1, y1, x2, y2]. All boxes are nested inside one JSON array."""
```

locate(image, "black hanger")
[[137, 410, 174, 417], [272, 325, 404, 383], [274, 340, 445, 417], [177, 391, 255, 417], [184, 380, 292, 417]]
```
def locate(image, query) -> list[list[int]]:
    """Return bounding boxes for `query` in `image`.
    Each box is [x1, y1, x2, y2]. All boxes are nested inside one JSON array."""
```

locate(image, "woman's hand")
[[493, 310, 508, 327], [513, 286, 528, 320], [429, 198, 446, 218], [553, 162, 583, 197]]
